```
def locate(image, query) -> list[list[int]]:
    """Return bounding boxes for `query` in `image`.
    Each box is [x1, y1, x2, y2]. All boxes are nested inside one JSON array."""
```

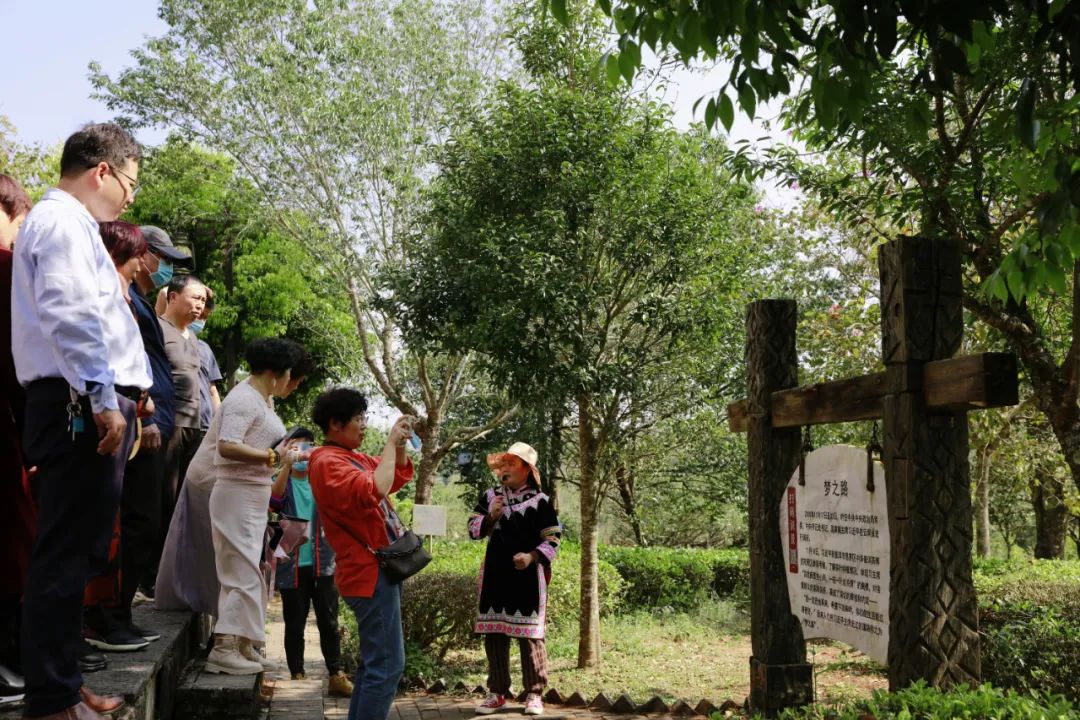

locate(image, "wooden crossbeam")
[[727, 352, 1018, 433]]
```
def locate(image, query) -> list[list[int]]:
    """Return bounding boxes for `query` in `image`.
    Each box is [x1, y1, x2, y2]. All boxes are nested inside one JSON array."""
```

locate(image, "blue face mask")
[[292, 461, 309, 474], [189, 319, 206, 334], [150, 259, 173, 289]]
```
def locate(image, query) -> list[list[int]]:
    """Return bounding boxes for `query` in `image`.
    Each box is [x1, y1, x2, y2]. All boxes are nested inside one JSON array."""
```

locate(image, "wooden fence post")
[[746, 299, 813, 716], [879, 237, 980, 689]]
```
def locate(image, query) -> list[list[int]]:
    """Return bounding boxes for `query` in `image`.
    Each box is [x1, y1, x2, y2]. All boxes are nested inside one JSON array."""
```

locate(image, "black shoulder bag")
[[365, 530, 432, 583]]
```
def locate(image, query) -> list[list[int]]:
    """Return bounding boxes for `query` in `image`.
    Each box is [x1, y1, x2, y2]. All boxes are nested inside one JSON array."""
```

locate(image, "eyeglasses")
[[108, 165, 140, 199]]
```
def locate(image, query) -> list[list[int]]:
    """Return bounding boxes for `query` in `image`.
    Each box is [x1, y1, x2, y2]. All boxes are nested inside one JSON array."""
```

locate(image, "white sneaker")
[[524, 694, 544, 716]]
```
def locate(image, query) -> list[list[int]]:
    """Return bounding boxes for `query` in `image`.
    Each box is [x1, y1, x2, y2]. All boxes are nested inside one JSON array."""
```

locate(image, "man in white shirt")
[[11, 123, 151, 720]]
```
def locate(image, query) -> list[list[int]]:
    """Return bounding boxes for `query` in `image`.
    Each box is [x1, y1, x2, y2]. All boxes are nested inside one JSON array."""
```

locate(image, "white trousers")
[[210, 478, 271, 641]]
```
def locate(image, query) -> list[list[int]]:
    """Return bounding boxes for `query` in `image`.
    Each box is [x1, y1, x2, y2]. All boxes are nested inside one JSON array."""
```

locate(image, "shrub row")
[[974, 558, 1080, 609], [344, 544, 1079, 697], [354, 540, 627, 665], [974, 558, 1080, 702], [772, 681, 1076, 719], [599, 545, 749, 612], [980, 601, 1080, 703]]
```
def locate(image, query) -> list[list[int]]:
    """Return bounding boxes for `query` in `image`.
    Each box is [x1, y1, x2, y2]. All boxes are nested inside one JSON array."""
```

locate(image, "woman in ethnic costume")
[[469, 442, 561, 717]]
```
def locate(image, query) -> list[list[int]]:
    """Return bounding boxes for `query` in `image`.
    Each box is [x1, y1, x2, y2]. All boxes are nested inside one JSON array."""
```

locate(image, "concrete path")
[[262, 597, 349, 719], [261, 599, 705, 720]]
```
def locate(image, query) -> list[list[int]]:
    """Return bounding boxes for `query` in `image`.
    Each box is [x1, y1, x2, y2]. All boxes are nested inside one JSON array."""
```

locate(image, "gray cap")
[[140, 225, 193, 266]]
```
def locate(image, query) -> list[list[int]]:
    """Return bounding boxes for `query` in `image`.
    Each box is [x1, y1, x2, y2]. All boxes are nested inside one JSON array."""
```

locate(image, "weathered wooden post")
[[879, 237, 980, 689], [745, 300, 814, 715]]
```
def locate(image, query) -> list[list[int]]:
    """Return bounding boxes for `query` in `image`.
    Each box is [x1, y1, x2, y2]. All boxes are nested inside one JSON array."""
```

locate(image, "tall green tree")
[[589, 1, 1080, 237], [126, 137, 360, 419], [0, 117, 60, 199], [723, 22, 1080, 501], [91, 0, 515, 501], [386, 45, 760, 667]]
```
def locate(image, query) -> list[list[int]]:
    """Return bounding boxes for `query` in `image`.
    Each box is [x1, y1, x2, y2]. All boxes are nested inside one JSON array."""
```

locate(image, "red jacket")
[[307, 444, 413, 597]]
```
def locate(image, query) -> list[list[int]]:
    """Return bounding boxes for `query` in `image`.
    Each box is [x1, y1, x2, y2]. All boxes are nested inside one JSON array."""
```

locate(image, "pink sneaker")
[[524, 694, 544, 716], [475, 693, 506, 715]]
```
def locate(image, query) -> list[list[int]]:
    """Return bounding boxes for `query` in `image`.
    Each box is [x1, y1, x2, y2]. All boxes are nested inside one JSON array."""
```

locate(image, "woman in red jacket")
[[306, 387, 415, 720]]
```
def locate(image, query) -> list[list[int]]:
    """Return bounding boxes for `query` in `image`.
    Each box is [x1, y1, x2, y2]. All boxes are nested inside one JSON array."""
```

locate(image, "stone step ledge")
[[0, 607, 201, 720]]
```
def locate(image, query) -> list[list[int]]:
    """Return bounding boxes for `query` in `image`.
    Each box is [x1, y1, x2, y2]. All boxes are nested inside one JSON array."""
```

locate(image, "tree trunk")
[[1071, 518, 1080, 559], [975, 446, 992, 557], [964, 254, 1080, 490], [614, 463, 645, 546], [541, 405, 565, 511], [412, 422, 443, 505], [413, 453, 438, 505], [576, 392, 601, 669], [1031, 470, 1068, 559]]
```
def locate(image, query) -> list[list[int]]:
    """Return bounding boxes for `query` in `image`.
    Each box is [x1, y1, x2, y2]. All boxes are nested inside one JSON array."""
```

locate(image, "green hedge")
[[340, 539, 626, 675], [342, 545, 1080, 698], [973, 558, 1080, 702], [770, 681, 1076, 719], [599, 546, 749, 611], [974, 558, 1080, 608], [981, 602, 1080, 703]]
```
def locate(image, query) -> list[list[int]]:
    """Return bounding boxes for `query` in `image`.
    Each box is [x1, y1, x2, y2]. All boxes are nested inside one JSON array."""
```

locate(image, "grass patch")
[[428, 599, 886, 705]]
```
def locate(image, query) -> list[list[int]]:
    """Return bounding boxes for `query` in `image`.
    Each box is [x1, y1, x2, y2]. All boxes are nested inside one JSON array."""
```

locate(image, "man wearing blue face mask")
[[192, 286, 222, 438], [97, 226, 192, 625], [128, 226, 193, 603], [269, 427, 352, 698], [139, 225, 185, 290]]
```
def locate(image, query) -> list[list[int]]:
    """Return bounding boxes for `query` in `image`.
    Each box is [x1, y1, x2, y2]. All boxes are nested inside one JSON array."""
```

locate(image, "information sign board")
[[413, 504, 447, 537], [780, 445, 889, 663]]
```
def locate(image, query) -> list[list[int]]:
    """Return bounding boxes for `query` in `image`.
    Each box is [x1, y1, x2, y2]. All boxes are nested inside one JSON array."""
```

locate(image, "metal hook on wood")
[[865, 421, 882, 492], [799, 426, 813, 486]]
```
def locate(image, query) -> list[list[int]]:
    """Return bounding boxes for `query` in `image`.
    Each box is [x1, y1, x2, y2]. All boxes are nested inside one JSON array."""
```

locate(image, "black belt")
[[115, 385, 145, 402], [29, 378, 145, 403]]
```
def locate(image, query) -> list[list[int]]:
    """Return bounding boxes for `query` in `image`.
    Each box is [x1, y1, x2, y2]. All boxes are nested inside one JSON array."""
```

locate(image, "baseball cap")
[[140, 225, 194, 266]]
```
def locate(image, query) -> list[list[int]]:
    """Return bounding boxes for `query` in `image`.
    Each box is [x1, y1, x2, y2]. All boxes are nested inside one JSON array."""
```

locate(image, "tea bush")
[[340, 539, 627, 676], [974, 559, 1080, 608], [768, 681, 1076, 719], [974, 559, 1080, 702], [980, 602, 1080, 702], [600, 546, 749, 611]]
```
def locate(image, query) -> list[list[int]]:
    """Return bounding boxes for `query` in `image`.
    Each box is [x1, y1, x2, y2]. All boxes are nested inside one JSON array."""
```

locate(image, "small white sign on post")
[[780, 444, 890, 664], [412, 504, 447, 537]]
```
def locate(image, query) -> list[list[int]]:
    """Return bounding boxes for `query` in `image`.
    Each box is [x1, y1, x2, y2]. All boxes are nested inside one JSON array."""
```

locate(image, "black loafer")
[[77, 641, 107, 673]]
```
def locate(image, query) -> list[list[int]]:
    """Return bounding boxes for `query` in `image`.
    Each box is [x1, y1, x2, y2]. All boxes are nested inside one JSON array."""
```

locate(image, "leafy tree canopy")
[[585, 0, 1080, 299]]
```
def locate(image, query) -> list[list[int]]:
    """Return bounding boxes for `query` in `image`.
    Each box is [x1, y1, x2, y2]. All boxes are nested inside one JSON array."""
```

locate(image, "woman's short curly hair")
[[244, 337, 305, 376], [0, 174, 31, 220], [99, 221, 148, 266], [312, 387, 368, 433]]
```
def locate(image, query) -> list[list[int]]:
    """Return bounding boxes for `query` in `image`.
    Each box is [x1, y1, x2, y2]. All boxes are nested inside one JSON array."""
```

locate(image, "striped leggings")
[[484, 634, 548, 695]]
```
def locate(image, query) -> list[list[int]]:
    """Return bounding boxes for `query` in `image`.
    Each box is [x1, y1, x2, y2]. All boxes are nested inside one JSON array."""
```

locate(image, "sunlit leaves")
[[585, 0, 1080, 234], [717, 93, 734, 132]]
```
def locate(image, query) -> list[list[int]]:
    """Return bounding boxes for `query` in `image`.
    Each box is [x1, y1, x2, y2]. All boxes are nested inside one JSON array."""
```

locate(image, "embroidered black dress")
[[469, 486, 562, 638]]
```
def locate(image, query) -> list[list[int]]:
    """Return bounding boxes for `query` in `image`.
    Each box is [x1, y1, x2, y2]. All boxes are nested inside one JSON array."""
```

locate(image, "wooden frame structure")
[[731, 238, 1019, 716]]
